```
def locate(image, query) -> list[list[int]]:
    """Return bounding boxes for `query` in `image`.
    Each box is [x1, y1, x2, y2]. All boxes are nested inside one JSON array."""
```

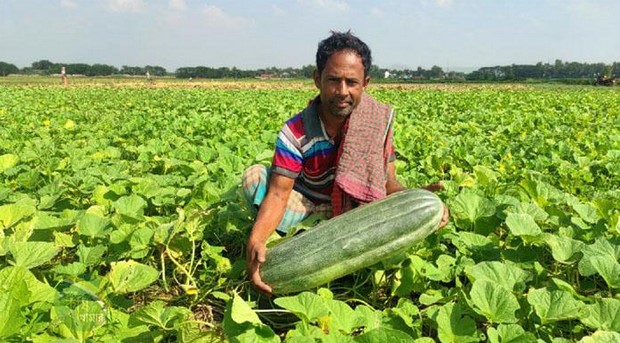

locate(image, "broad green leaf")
[[487, 324, 537, 343], [0, 154, 19, 174], [132, 300, 191, 330], [354, 327, 415, 343], [505, 213, 542, 237], [429, 302, 482, 343], [0, 293, 24, 338], [578, 331, 620, 343], [52, 301, 107, 341], [9, 241, 60, 269], [580, 298, 620, 332], [578, 238, 617, 276], [589, 255, 620, 289], [113, 194, 147, 220], [449, 190, 496, 231], [77, 212, 110, 239], [107, 260, 159, 294], [233, 325, 281, 343], [543, 233, 585, 264], [526, 288, 586, 323], [77, 244, 107, 266], [230, 294, 261, 325], [0, 266, 56, 304], [474, 165, 498, 188], [222, 295, 279, 343], [465, 261, 529, 293], [354, 306, 382, 331], [567, 197, 601, 224], [326, 299, 363, 334], [469, 280, 520, 323], [274, 292, 329, 324], [387, 298, 420, 329], [53, 261, 87, 277], [0, 202, 36, 229], [505, 202, 549, 222]]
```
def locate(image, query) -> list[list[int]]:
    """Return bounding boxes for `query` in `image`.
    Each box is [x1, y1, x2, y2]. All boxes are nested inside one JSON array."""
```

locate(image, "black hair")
[[316, 30, 372, 76]]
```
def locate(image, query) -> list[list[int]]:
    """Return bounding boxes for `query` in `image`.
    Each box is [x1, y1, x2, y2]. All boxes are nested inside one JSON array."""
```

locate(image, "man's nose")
[[335, 79, 347, 95]]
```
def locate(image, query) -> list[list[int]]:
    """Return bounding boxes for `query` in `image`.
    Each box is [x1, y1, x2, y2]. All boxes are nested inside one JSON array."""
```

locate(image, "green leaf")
[[465, 261, 529, 293], [578, 331, 620, 343], [0, 266, 56, 304], [107, 260, 159, 294], [354, 327, 415, 343], [543, 233, 585, 264], [0, 154, 19, 174], [469, 280, 520, 323], [578, 238, 617, 276], [449, 190, 496, 231], [77, 244, 107, 266], [113, 194, 147, 220], [354, 306, 382, 331], [77, 212, 111, 239], [274, 292, 329, 324], [526, 288, 586, 323], [487, 324, 537, 343], [230, 294, 261, 325], [580, 298, 620, 332], [505, 213, 542, 237], [429, 302, 482, 343], [325, 299, 363, 334], [0, 202, 36, 229], [0, 292, 24, 338], [132, 300, 191, 330], [9, 241, 60, 269], [52, 301, 108, 341], [589, 255, 620, 289], [222, 294, 279, 343], [387, 298, 420, 329]]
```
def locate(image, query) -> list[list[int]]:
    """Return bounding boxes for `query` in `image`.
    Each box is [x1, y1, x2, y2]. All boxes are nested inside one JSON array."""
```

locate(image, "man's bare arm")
[[246, 173, 295, 294]]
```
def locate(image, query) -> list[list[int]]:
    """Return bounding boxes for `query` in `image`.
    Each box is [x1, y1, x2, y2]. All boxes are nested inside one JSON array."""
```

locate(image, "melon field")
[[0, 79, 619, 342]]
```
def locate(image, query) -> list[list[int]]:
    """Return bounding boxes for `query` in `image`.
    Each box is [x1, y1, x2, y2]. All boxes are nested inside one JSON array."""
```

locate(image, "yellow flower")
[[43, 119, 51, 126], [64, 119, 75, 130]]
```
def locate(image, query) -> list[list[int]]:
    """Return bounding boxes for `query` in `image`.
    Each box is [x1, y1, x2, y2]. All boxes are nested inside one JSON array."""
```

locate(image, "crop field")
[[0, 79, 619, 342]]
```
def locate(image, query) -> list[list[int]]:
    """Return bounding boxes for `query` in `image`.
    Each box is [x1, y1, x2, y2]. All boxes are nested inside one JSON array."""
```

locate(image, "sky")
[[0, 0, 618, 72]]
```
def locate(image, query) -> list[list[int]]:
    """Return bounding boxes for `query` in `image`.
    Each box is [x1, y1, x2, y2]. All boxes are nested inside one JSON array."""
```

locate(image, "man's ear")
[[313, 70, 321, 89], [363, 75, 370, 88]]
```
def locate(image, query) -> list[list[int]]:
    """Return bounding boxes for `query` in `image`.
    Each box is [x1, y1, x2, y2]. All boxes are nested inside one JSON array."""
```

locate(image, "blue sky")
[[0, 0, 618, 72]]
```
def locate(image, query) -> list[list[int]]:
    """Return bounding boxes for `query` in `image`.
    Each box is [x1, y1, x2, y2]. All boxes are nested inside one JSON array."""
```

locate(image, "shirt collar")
[[302, 96, 328, 139]]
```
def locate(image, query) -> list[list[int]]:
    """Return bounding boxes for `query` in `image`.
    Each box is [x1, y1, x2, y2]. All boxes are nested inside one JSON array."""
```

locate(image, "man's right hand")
[[246, 237, 273, 295]]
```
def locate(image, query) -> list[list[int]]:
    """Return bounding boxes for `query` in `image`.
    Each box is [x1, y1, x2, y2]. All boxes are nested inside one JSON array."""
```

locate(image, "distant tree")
[[120, 65, 145, 75], [66, 63, 91, 75], [87, 64, 118, 76], [0, 62, 19, 76], [31, 59, 55, 72]]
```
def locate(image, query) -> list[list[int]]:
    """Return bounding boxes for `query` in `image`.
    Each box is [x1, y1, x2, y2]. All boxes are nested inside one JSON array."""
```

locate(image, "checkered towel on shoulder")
[[331, 93, 394, 216]]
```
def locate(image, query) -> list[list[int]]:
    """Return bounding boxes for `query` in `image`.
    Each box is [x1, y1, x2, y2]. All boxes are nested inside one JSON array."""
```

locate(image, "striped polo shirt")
[[272, 99, 395, 204]]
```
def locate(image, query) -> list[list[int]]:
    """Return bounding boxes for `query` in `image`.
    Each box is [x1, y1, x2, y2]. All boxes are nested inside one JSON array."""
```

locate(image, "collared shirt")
[[272, 100, 395, 204]]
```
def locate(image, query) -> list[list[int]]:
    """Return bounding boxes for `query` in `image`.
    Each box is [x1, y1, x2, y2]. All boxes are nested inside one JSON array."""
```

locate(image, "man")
[[243, 31, 449, 294]]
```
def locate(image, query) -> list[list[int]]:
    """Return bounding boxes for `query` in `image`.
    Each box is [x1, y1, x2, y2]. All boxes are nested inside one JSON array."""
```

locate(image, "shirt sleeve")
[[271, 122, 303, 179]]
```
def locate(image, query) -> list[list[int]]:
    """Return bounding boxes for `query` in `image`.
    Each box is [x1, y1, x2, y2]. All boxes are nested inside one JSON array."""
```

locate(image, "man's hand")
[[246, 237, 273, 295], [439, 203, 450, 229], [422, 181, 444, 192]]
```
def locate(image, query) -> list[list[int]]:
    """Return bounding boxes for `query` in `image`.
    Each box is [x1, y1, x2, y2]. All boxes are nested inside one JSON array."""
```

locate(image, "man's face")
[[314, 50, 370, 119]]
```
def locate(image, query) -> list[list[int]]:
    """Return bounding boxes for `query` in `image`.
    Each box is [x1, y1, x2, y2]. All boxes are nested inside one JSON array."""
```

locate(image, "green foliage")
[[0, 83, 618, 341]]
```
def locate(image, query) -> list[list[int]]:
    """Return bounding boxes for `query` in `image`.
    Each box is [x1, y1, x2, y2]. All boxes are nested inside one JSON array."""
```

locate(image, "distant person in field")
[[61, 66, 67, 85], [242, 30, 450, 294]]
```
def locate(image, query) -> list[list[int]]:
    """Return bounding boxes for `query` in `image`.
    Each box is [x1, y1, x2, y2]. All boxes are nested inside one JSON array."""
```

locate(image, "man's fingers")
[[250, 268, 273, 295]]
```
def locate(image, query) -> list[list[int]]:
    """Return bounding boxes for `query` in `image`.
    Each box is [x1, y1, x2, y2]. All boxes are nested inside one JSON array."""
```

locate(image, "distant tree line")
[[0, 59, 617, 82], [466, 60, 619, 81]]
